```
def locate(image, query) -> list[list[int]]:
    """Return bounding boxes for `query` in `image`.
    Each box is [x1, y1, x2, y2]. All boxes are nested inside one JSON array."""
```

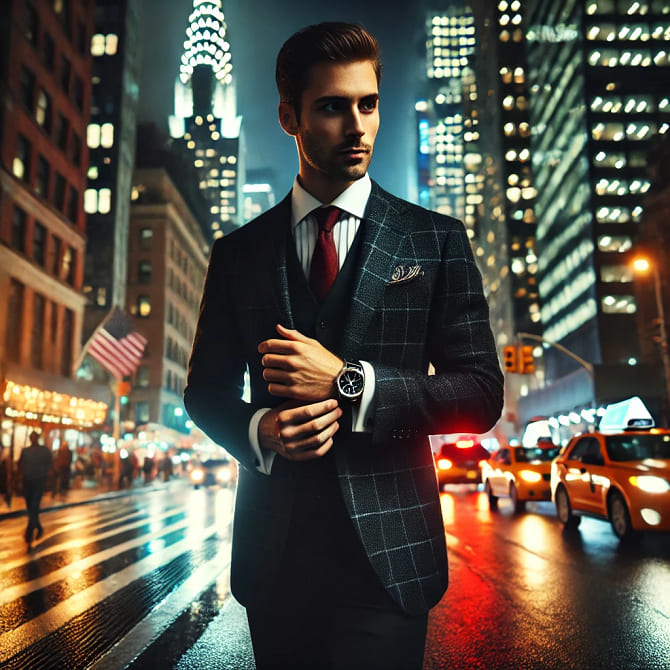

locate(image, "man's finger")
[[275, 324, 311, 343]]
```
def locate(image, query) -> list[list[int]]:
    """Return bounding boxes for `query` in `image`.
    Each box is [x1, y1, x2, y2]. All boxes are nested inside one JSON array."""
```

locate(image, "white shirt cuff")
[[249, 408, 276, 475], [351, 360, 375, 432]]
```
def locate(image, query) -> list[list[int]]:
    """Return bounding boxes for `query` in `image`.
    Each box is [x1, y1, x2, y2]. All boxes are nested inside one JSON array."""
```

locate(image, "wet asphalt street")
[[1, 480, 669, 669]]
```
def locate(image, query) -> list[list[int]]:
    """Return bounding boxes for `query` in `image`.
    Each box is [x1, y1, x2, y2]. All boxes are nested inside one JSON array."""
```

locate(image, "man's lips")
[[338, 147, 370, 158]]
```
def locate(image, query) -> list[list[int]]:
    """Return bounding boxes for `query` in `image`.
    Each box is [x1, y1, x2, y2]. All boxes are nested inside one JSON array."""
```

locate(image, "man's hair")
[[276, 22, 382, 116]]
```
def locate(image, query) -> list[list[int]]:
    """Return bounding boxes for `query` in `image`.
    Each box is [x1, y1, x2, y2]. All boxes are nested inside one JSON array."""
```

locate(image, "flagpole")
[[73, 306, 115, 376], [113, 379, 121, 489]]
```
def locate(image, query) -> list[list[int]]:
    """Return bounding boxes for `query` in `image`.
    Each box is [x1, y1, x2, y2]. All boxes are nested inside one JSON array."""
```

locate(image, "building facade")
[[126, 164, 209, 444], [82, 0, 141, 341], [0, 0, 108, 447], [522, 0, 670, 423]]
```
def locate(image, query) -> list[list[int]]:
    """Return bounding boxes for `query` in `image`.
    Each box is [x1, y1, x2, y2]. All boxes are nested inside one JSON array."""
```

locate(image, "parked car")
[[482, 443, 561, 512], [551, 402, 670, 540], [189, 458, 237, 489], [433, 436, 490, 488]]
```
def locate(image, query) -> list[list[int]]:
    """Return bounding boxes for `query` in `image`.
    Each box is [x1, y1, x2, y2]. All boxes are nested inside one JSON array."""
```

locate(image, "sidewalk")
[[0, 477, 177, 522]]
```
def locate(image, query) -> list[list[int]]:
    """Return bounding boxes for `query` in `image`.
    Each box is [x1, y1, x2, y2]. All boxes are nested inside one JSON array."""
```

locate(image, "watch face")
[[339, 368, 364, 398]]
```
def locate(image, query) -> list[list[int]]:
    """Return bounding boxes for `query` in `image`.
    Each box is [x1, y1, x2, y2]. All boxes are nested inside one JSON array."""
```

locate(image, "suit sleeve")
[[184, 239, 260, 472], [369, 220, 503, 446]]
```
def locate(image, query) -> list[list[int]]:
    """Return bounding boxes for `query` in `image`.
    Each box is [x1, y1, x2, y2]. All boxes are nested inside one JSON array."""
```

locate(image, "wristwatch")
[[336, 361, 365, 403]]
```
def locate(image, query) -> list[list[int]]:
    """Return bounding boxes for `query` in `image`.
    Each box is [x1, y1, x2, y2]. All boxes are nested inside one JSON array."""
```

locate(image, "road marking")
[[0, 516, 196, 606], [0, 507, 167, 572], [88, 554, 232, 670], [0, 520, 227, 663]]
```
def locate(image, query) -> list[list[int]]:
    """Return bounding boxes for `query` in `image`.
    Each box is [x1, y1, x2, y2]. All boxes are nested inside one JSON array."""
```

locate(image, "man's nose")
[[345, 108, 365, 136]]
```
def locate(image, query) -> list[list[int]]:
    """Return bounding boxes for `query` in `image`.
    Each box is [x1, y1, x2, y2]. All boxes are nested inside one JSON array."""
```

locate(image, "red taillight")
[[437, 458, 453, 470], [455, 439, 475, 448]]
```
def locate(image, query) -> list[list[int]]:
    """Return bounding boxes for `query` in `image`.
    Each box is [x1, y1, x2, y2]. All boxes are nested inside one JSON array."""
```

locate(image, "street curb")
[[0, 481, 175, 522]]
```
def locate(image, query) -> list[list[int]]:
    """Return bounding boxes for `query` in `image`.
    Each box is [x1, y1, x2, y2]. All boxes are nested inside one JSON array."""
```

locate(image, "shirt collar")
[[291, 174, 372, 228]]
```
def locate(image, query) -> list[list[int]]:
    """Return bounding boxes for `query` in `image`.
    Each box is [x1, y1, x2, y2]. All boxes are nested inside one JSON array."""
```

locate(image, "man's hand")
[[259, 324, 343, 402], [258, 399, 342, 461]]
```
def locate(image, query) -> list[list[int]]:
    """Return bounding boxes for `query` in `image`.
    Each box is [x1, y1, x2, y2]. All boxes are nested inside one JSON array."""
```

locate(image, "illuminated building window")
[[600, 265, 633, 283], [13, 134, 31, 181], [87, 123, 100, 148], [592, 122, 624, 141], [137, 296, 151, 318], [597, 235, 632, 253], [100, 123, 114, 148], [96, 287, 107, 307], [105, 34, 118, 55], [36, 89, 51, 130], [98, 188, 110, 213], [84, 189, 97, 214], [601, 295, 636, 314], [594, 151, 626, 168], [652, 23, 670, 40], [91, 33, 105, 56], [499, 30, 510, 42], [626, 121, 655, 139]]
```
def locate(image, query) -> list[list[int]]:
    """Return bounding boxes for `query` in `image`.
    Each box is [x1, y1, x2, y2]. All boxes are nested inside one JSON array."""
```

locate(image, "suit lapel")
[[341, 182, 408, 357], [262, 194, 295, 329]]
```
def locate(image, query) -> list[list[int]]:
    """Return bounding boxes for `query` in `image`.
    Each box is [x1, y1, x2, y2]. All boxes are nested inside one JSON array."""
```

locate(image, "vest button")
[[319, 320, 328, 329]]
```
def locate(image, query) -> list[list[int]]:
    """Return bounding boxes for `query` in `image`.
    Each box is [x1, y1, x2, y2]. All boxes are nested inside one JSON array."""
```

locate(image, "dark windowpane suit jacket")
[[184, 181, 504, 616]]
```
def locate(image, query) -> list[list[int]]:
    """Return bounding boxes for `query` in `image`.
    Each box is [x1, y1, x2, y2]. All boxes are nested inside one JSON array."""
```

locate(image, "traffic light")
[[117, 380, 131, 405], [520, 345, 535, 374], [503, 346, 518, 373]]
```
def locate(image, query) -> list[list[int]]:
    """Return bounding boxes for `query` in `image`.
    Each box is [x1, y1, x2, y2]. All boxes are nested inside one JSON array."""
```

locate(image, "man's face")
[[279, 60, 380, 202]]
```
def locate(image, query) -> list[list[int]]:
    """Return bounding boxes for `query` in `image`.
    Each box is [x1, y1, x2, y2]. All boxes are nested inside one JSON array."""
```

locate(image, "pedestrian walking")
[[53, 440, 72, 499], [184, 22, 503, 670], [18, 431, 52, 549]]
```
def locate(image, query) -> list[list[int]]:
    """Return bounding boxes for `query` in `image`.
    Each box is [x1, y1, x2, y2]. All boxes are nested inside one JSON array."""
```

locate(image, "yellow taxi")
[[481, 441, 561, 512], [551, 398, 670, 540]]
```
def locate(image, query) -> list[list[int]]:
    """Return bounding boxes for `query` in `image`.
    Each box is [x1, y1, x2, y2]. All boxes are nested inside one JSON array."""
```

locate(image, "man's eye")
[[360, 99, 378, 112]]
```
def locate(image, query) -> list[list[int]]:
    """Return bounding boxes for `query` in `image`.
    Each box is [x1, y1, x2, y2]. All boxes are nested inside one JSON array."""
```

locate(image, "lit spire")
[[180, 0, 233, 85]]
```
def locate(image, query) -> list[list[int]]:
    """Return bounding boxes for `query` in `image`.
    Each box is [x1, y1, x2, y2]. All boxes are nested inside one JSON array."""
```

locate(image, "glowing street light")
[[633, 256, 670, 422]]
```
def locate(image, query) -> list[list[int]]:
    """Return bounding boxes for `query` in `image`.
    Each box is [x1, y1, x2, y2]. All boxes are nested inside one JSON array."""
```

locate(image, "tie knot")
[[313, 206, 341, 234]]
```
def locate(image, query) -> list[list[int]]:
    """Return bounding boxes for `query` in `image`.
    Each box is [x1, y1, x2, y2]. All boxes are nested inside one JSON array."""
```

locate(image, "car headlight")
[[191, 469, 205, 483], [216, 468, 231, 483], [519, 470, 542, 483], [629, 475, 670, 494], [437, 458, 453, 471]]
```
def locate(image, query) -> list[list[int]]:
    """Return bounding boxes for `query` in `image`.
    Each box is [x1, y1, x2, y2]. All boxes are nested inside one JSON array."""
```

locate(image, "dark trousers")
[[23, 479, 46, 540], [246, 456, 428, 670]]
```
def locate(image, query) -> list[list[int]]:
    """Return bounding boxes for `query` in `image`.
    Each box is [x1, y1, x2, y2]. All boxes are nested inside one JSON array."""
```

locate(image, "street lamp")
[[633, 256, 670, 423]]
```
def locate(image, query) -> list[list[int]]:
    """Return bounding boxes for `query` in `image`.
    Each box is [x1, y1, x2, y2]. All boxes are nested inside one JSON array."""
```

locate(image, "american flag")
[[86, 307, 147, 380]]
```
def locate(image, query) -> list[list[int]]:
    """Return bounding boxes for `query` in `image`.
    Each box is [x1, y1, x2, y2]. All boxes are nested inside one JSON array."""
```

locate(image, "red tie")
[[309, 206, 341, 302]]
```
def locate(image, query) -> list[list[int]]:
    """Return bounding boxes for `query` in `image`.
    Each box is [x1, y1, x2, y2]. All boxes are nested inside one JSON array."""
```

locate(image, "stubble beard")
[[301, 133, 373, 185]]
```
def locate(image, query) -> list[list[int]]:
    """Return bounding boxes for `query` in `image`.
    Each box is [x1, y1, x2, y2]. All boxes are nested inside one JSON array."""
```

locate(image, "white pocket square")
[[390, 264, 423, 284]]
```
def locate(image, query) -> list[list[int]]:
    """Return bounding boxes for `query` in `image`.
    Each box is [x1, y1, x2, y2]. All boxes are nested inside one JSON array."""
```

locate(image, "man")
[[19, 431, 52, 548], [185, 22, 503, 669]]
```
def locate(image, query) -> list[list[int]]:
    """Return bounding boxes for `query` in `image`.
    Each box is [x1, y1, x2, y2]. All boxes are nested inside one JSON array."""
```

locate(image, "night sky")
[[138, 0, 427, 201]]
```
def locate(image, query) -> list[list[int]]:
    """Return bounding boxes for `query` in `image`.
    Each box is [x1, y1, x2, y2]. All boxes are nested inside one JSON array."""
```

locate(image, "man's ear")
[[278, 102, 298, 136]]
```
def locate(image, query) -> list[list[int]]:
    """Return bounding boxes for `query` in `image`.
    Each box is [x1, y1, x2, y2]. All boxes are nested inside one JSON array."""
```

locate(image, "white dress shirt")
[[249, 175, 376, 474]]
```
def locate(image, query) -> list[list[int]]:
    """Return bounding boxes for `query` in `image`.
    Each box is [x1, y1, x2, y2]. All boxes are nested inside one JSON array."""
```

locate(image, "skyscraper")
[[82, 0, 141, 342], [523, 0, 670, 421], [169, 0, 244, 241], [419, 5, 477, 221]]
